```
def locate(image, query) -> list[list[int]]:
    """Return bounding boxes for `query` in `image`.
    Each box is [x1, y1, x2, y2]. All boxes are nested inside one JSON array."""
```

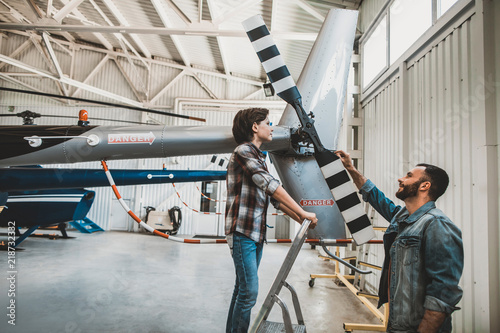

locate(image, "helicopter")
[[0, 108, 227, 247]]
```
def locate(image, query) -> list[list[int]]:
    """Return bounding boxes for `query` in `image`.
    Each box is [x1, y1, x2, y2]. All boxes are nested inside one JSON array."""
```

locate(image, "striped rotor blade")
[[315, 150, 375, 245], [242, 15, 301, 104]]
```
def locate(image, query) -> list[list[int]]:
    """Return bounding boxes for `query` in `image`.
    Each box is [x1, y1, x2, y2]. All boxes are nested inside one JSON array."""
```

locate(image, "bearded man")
[[335, 150, 464, 333]]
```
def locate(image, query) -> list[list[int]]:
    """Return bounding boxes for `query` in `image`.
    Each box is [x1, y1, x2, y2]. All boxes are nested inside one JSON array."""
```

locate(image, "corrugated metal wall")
[[359, 1, 499, 331], [361, 77, 402, 291], [406, 20, 477, 332]]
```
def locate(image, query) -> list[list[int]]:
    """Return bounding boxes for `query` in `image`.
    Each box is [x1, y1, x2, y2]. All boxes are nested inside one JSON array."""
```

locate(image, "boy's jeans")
[[226, 232, 263, 333]]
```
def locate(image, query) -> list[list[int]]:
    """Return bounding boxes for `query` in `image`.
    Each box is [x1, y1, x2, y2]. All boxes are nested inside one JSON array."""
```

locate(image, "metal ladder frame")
[[249, 219, 311, 333]]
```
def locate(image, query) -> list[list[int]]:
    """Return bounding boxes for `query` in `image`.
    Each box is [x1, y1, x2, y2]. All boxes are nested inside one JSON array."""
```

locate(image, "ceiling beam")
[[20, 0, 76, 42], [52, 0, 85, 22], [112, 56, 146, 102], [88, 0, 149, 67], [190, 72, 218, 99], [52, 0, 107, 47], [71, 54, 110, 97], [295, 0, 325, 22], [1, 0, 32, 23], [41, 32, 64, 79], [197, 0, 203, 22], [3, 30, 266, 87], [151, 0, 191, 67], [164, 0, 192, 25], [212, 0, 263, 26], [46, 33, 73, 56], [41, 32, 69, 96], [28, 33, 58, 75], [270, 0, 277, 31], [115, 37, 149, 98], [0, 23, 318, 40], [206, 0, 229, 75], [149, 70, 186, 105], [0, 53, 144, 108], [0, 38, 31, 71], [46, 0, 53, 17], [100, 0, 152, 58], [321, 0, 360, 10], [24, 0, 43, 19]]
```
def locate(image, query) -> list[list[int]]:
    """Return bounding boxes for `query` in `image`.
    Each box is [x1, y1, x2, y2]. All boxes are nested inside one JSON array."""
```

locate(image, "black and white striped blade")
[[315, 150, 375, 245], [242, 15, 301, 104]]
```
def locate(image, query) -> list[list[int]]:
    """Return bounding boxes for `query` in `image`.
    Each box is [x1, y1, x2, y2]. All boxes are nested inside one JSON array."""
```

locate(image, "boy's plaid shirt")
[[225, 142, 280, 243]]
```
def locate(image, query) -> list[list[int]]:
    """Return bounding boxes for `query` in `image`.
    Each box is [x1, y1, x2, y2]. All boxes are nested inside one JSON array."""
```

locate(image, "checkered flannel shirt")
[[225, 142, 280, 243]]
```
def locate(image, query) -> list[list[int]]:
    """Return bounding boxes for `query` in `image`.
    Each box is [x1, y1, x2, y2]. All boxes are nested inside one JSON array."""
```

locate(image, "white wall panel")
[[405, 21, 476, 332], [361, 77, 402, 291]]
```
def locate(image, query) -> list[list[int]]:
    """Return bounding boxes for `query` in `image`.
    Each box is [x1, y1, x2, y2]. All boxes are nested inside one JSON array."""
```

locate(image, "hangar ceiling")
[[0, 0, 361, 112]]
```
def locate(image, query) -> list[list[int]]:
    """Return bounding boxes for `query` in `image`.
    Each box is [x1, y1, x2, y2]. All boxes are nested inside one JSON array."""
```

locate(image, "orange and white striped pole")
[[101, 160, 225, 243]]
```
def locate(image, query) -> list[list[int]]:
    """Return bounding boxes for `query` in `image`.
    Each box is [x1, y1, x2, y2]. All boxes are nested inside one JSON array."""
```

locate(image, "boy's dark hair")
[[416, 163, 449, 201], [232, 108, 270, 144]]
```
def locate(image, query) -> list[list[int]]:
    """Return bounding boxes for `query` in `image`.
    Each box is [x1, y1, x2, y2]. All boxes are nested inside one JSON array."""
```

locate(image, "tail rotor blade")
[[242, 15, 301, 104]]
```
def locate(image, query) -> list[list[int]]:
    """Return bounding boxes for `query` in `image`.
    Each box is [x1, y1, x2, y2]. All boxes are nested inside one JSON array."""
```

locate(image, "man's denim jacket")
[[359, 180, 464, 332]]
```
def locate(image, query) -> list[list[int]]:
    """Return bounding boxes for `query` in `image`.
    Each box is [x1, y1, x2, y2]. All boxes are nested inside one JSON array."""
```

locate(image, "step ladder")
[[70, 217, 104, 233], [250, 219, 311, 333]]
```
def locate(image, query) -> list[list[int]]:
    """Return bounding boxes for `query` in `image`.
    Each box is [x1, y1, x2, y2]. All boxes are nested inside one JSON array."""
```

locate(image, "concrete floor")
[[0, 229, 382, 333]]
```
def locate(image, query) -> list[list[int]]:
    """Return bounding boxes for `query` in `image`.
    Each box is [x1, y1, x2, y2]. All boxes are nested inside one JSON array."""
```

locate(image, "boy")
[[225, 108, 318, 333]]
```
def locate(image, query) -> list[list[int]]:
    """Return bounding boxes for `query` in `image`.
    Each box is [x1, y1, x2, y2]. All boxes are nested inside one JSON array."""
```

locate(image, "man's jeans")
[[226, 232, 263, 333]]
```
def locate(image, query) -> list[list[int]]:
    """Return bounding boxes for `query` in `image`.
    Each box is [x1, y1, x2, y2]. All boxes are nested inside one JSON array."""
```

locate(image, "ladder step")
[[257, 321, 306, 333]]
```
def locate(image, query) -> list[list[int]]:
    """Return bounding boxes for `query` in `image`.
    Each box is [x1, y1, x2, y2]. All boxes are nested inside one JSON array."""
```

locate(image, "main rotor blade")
[[0, 113, 148, 125], [242, 15, 301, 105], [0, 87, 206, 122]]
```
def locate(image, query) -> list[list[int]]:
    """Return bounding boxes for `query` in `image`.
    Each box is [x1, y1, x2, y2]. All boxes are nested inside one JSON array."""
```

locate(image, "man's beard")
[[395, 180, 422, 200]]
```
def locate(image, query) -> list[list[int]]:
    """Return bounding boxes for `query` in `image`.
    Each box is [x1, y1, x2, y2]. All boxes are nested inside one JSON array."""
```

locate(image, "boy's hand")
[[302, 212, 318, 229]]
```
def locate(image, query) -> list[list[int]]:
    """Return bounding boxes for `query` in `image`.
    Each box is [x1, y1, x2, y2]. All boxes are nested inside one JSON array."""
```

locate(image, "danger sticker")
[[300, 199, 334, 207], [108, 132, 156, 145]]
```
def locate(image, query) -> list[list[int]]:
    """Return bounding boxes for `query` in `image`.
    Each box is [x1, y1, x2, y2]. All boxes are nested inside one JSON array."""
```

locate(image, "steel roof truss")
[[41, 32, 69, 96], [52, 0, 86, 23], [295, 0, 325, 22], [212, 0, 263, 26], [100, 0, 152, 59], [0, 38, 31, 71], [57, 0, 113, 49], [149, 70, 186, 105], [151, 0, 191, 67], [205, 0, 229, 75], [112, 55, 147, 102], [71, 54, 110, 97]]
